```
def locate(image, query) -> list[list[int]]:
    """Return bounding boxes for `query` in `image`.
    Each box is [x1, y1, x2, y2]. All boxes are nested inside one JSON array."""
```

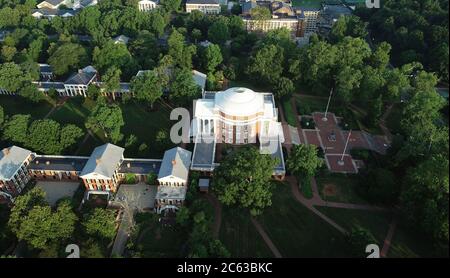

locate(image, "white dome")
[[214, 87, 264, 116]]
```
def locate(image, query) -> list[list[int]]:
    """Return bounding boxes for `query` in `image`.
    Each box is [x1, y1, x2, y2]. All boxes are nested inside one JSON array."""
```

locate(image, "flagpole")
[[338, 129, 352, 165], [322, 88, 333, 121]]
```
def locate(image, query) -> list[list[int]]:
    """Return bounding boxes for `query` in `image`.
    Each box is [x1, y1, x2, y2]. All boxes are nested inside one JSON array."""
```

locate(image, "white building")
[[185, 0, 221, 14], [0, 146, 34, 197], [193, 87, 284, 144], [79, 143, 125, 193], [191, 87, 286, 178], [63, 66, 97, 97], [156, 147, 192, 214], [138, 0, 157, 11]]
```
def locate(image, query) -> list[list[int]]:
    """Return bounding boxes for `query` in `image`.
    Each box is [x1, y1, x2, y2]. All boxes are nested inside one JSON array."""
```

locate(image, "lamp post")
[[338, 129, 352, 166], [322, 88, 333, 121]]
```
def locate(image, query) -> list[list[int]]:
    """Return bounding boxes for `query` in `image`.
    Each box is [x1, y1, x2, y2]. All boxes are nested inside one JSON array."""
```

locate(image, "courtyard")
[[36, 181, 81, 206]]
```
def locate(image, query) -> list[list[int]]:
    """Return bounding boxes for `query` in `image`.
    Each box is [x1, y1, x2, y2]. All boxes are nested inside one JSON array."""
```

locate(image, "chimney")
[[46, 161, 50, 165], [171, 160, 176, 165], [2, 148, 9, 156], [127, 162, 131, 168], [35, 160, 39, 164], [96, 158, 101, 165]]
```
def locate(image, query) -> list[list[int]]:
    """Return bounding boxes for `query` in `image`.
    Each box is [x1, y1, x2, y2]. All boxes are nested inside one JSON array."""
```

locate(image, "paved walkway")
[[380, 217, 397, 258], [43, 97, 68, 119], [250, 217, 283, 258]]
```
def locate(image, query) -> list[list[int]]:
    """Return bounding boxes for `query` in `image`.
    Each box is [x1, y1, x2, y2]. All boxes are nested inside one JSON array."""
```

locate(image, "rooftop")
[[80, 143, 124, 179], [0, 146, 32, 180], [155, 186, 187, 200], [214, 87, 265, 116], [29, 155, 89, 172], [186, 0, 219, 4], [157, 147, 192, 181]]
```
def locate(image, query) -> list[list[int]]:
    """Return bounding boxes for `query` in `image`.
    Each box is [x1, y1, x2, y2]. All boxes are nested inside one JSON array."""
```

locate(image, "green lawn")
[[132, 214, 187, 258], [49, 98, 174, 158], [257, 182, 351, 257], [281, 98, 297, 126], [388, 220, 446, 258], [316, 206, 391, 245], [0, 95, 55, 119], [219, 206, 274, 258], [315, 172, 368, 204]]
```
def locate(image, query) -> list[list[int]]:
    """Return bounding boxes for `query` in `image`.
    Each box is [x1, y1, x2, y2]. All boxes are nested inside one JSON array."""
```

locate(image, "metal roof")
[[157, 147, 192, 181], [0, 146, 32, 180], [80, 144, 124, 178]]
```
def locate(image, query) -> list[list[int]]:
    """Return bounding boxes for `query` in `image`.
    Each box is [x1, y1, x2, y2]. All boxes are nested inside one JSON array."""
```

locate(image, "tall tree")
[[48, 43, 88, 76], [213, 146, 277, 216], [1, 114, 30, 144], [130, 70, 163, 108], [202, 44, 223, 73], [86, 97, 124, 143], [169, 68, 201, 106], [247, 44, 284, 84], [286, 144, 323, 178]]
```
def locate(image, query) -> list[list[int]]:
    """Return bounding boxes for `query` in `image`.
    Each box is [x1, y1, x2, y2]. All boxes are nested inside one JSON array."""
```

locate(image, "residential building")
[[63, 66, 98, 97], [297, 6, 320, 33], [112, 35, 130, 45], [185, 0, 221, 14], [39, 63, 53, 81], [157, 147, 192, 187], [319, 3, 353, 30], [138, 0, 158, 11], [79, 143, 125, 192], [0, 146, 34, 197], [31, 8, 78, 19], [241, 1, 306, 37], [36, 0, 70, 9], [155, 147, 192, 214]]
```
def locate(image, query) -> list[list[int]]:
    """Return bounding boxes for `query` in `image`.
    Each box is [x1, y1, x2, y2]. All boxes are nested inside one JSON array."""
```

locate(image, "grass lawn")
[[281, 98, 297, 126], [219, 206, 274, 258], [315, 172, 368, 204], [133, 214, 187, 258], [388, 220, 446, 258], [316, 206, 391, 246], [49, 97, 95, 127], [0, 95, 55, 119], [257, 182, 351, 257], [50, 98, 174, 158], [292, 0, 323, 8], [299, 176, 313, 199]]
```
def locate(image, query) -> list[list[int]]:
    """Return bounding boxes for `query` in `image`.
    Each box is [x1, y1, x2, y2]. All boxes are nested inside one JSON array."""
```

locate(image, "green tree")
[[160, 0, 181, 12], [208, 21, 230, 45], [213, 146, 277, 216], [286, 144, 322, 178], [247, 44, 284, 84], [20, 83, 44, 103], [0, 62, 30, 93], [175, 207, 190, 227], [8, 187, 47, 235], [202, 44, 223, 73], [1, 114, 30, 144], [168, 29, 196, 69], [60, 124, 84, 151], [86, 97, 124, 143], [11, 199, 77, 250], [101, 67, 121, 93], [1, 45, 16, 62], [346, 227, 377, 257], [92, 41, 136, 78], [400, 155, 449, 249], [83, 208, 117, 241], [169, 68, 201, 106], [273, 77, 294, 99], [130, 70, 163, 108], [48, 43, 88, 76]]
